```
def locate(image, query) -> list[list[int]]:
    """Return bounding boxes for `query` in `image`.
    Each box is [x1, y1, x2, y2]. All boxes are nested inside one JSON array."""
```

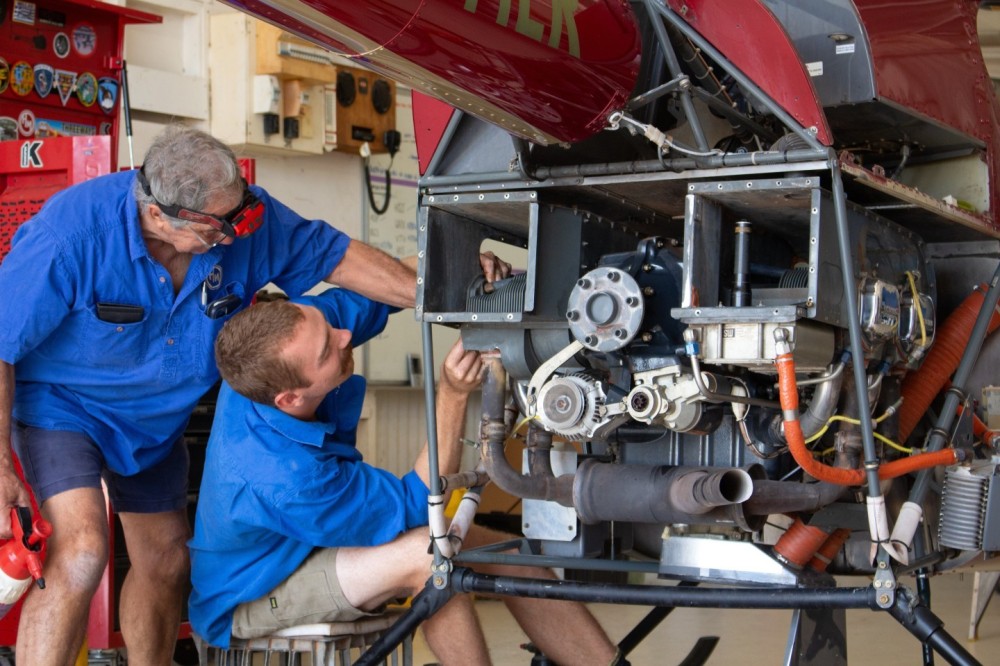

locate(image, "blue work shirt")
[[188, 289, 425, 648], [0, 170, 349, 474]]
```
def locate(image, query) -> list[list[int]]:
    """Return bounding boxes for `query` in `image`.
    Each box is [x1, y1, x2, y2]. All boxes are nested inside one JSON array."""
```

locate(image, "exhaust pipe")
[[573, 462, 753, 525]]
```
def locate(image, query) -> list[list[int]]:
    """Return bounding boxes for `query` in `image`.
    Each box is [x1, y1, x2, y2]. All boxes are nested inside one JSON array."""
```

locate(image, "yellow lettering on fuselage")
[[463, 0, 581, 58]]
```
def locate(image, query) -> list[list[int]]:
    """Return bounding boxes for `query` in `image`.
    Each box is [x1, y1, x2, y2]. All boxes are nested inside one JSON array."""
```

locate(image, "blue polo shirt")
[[188, 289, 424, 647], [0, 170, 349, 475]]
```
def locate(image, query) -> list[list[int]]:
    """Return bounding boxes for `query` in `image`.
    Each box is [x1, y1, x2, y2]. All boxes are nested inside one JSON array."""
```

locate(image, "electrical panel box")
[[0, 0, 160, 169], [209, 12, 396, 156], [209, 13, 336, 155]]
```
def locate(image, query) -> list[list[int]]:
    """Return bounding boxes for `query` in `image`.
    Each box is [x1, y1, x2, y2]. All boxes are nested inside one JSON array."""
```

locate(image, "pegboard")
[[0, 134, 112, 260]]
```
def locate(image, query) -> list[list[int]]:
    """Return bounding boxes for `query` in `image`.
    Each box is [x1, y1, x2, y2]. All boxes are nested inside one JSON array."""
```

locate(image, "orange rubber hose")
[[808, 528, 852, 572], [957, 402, 999, 445], [778, 352, 961, 486], [774, 517, 829, 568], [899, 286, 1000, 442]]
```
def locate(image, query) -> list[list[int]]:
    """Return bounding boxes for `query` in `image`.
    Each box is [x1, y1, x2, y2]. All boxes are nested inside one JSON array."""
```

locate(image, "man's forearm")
[[325, 240, 417, 308], [0, 362, 14, 470], [413, 386, 470, 485]]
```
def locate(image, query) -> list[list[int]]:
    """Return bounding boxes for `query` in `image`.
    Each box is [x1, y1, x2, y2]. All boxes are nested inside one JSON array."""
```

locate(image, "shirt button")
[[159, 276, 167, 284], [116, 326, 123, 333], [167, 338, 175, 345]]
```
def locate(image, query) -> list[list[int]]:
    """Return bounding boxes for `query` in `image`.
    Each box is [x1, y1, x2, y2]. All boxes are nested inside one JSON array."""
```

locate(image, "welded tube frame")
[[641, 0, 709, 151], [420, 321, 447, 569], [829, 163, 883, 500], [649, 1, 825, 154], [452, 569, 981, 666], [354, 563, 980, 666]]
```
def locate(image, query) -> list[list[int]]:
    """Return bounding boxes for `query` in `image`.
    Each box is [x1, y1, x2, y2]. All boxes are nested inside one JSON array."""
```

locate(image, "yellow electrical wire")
[[805, 407, 912, 454], [512, 414, 538, 438], [906, 271, 927, 348]]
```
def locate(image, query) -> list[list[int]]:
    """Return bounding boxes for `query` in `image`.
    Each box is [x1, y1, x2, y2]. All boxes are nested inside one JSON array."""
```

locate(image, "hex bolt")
[[878, 594, 890, 606], [643, 287, 655, 296], [641, 332, 653, 343], [642, 264, 652, 273]]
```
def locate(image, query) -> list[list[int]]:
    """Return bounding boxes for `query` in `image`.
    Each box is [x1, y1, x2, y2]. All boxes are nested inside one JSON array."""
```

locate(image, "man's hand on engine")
[[479, 251, 512, 284]]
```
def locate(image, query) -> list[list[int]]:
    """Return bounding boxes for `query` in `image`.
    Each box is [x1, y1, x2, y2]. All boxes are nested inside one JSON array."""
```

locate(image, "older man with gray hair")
[[0, 125, 483, 665]]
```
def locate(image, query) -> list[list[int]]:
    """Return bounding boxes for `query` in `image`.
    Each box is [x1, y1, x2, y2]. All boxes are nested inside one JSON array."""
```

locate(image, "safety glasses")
[[137, 169, 265, 239]]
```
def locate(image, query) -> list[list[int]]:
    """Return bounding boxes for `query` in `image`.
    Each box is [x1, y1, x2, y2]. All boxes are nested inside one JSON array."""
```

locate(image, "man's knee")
[[130, 534, 190, 586], [397, 529, 436, 590], [45, 531, 110, 594]]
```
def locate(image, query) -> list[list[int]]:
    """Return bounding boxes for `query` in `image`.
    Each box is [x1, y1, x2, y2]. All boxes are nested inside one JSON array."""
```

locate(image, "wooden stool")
[[194, 612, 412, 665]]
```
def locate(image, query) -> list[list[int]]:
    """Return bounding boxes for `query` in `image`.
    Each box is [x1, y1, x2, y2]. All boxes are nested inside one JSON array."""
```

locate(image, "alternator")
[[535, 374, 606, 440]]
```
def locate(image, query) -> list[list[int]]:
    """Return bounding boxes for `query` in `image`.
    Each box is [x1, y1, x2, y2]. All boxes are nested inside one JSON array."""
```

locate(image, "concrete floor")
[[410, 573, 1000, 665]]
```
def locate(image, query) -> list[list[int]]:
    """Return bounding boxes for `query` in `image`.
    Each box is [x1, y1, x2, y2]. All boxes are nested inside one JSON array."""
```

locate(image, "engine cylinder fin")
[[938, 467, 989, 551], [467, 273, 527, 313]]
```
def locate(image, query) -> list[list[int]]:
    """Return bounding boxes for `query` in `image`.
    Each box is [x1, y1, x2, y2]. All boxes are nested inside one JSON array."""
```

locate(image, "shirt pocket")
[[77, 304, 149, 369]]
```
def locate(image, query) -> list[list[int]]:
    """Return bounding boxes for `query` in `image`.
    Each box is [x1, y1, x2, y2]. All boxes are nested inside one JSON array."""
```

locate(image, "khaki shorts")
[[232, 547, 379, 639]]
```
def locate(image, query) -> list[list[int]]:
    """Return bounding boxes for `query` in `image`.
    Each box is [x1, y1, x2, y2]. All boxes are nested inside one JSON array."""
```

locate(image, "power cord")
[[362, 130, 401, 216]]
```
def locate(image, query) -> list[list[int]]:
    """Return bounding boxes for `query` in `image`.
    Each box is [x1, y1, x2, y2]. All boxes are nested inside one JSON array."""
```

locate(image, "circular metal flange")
[[566, 268, 644, 352]]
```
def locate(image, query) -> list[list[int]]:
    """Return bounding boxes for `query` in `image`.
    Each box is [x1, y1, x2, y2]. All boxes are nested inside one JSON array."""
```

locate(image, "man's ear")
[[144, 203, 169, 229], [274, 389, 303, 412]]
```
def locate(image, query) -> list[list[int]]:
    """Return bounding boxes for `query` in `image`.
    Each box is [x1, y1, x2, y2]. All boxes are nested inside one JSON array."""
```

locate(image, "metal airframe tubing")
[[532, 148, 828, 180], [688, 86, 779, 144], [418, 150, 829, 190], [454, 568, 878, 609], [642, 0, 709, 151], [627, 75, 687, 111], [421, 320, 444, 567], [651, 1, 825, 153], [908, 261, 1000, 506], [829, 163, 882, 498]]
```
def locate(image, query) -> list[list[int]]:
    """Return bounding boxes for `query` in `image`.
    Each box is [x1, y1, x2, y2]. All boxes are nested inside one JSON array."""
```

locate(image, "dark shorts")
[[11, 422, 189, 513]]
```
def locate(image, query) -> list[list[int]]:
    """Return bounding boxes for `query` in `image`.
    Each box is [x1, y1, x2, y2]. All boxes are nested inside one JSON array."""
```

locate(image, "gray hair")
[[135, 125, 243, 227]]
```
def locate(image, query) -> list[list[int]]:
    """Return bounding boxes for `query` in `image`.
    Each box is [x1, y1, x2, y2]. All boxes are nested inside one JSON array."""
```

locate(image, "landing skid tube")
[[354, 568, 981, 666]]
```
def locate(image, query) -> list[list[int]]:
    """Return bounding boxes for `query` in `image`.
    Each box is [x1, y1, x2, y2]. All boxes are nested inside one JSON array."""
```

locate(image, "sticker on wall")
[[33, 63, 53, 98], [97, 77, 118, 114], [75, 72, 96, 107], [54, 69, 75, 105], [71, 24, 96, 57], [37, 7, 67, 28], [53, 32, 70, 59], [36, 118, 95, 137], [17, 109, 35, 137], [10, 61, 34, 96], [0, 58, 9, 95], [12, 0, 36, 25], [0, 118, 17, 142]]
